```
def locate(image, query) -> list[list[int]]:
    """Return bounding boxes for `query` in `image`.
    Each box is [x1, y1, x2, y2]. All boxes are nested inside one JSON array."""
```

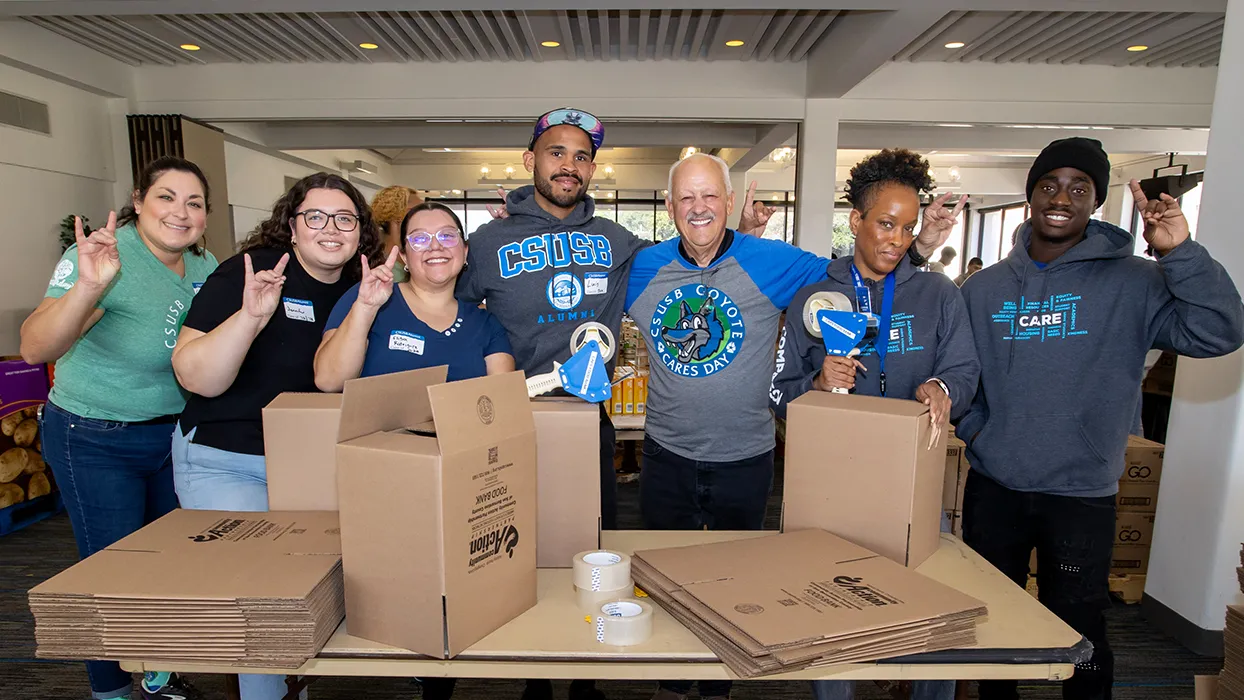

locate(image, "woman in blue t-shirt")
[[316, 202, 514, 389]]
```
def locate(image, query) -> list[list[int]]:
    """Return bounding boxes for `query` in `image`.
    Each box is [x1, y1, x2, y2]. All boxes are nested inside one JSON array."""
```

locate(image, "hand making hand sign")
[[738, 182, 777, 235], [487, 186, 511, 220], [1129, 179, 1191, 256], [75, 211, 121, 292], [241, 252, 289, 324], [916, 193, 968, 257], [356, 247, 400, 309]]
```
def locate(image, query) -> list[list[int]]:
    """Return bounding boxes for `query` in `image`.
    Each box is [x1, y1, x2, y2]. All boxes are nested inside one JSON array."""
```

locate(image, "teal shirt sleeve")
[[44, 246, 82, 300]]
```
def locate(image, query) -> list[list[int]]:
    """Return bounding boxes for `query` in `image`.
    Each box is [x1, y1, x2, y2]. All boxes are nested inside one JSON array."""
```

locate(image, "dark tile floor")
[[0, 468, 1223, 699]]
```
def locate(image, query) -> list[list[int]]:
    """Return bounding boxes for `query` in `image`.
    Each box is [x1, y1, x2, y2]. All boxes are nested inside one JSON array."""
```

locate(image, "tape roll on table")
[[594, 599, 654, 647], [572, 550, 632, 592], [575, 581, 634, 612]]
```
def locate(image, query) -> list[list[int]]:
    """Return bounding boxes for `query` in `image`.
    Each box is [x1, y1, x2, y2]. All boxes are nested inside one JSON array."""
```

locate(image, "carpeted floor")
[[0, 466, 1224, 699]]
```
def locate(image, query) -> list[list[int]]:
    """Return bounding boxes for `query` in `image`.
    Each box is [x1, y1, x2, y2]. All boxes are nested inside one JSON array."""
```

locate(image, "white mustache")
[[685, 211, 715, 222]]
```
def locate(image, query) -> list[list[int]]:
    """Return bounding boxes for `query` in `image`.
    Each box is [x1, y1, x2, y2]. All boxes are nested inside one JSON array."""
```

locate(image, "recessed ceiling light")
[[944, 41, 966, 49], [541, 40, 561, 47], [725, 40, 745, 47], [1127, 45, 1149, 52], [359, 42, 379, 50], [179, 43, 201, 51]]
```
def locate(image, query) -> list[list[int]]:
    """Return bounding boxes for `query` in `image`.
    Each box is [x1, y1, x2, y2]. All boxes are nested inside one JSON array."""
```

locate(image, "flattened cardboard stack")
[[631, 529, 987, 678], [1217, 545, 1244, 700], [30, 509, 344, 668]]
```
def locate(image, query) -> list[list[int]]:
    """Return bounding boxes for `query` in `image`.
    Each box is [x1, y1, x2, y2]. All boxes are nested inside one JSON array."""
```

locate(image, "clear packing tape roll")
[[594, 599, 654, 646], [572, 550, 632, 592], [575, 580, 634, 612]]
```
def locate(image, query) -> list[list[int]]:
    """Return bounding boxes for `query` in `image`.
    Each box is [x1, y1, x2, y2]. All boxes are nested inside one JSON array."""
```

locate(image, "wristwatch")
[[907, 246, 928, 267]]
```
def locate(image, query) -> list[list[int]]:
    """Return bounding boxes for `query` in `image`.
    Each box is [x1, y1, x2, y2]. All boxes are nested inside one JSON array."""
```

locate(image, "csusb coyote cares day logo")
[[650, 284, 745, 378]]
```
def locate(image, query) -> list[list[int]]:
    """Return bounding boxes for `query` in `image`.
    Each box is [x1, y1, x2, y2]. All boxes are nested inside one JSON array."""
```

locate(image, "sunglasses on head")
[[406, 228, 462, 250]]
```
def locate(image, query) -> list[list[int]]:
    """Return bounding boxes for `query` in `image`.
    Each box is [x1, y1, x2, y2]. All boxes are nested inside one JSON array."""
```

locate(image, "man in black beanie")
[[958, 137, 1244, 699]]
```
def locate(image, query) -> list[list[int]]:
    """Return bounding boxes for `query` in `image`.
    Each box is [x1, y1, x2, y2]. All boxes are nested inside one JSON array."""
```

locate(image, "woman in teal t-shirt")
[[19, 157, 218, 700]]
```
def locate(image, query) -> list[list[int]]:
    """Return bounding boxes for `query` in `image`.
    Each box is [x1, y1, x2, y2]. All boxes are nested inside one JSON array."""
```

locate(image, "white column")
[[794, 98, 840, 258], [1145, 0, 1244, 648], [728, 170, 747, 230]]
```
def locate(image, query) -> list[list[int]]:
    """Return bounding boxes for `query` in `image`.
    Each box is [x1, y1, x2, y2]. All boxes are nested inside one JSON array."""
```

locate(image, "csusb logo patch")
[[650, 284, 745, 378], [547, 272, 583, 311]]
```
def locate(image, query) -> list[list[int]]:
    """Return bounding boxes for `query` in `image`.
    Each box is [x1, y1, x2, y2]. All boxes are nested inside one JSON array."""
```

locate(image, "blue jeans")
[[640, 437, 774, 698], [170, 425, 305, 700], [41, 401, 179, 699], [811, 680, 956, 700]]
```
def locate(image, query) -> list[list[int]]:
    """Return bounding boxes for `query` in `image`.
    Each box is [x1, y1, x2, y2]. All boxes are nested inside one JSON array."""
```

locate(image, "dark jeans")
[[600, 405, 617, 530], [962, 469, 1115, 700], [641, 437, 774, 697], [41, 402, 179, 698]]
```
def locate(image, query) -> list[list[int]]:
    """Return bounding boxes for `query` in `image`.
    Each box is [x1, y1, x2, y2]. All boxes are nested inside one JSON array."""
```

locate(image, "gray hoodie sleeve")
[[1148, 239, 1244, 357], [929, 283, 981, 421], [769, 303, 821, 419], [455, 238, 486, 304]]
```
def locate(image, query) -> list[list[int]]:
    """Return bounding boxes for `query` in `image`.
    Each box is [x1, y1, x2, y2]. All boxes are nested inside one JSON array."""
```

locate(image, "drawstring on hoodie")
[[1008, 263, 1028, 373]]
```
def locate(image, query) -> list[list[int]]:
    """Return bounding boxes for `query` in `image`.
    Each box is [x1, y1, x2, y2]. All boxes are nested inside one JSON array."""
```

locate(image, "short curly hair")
[[844, 149, 936, 214], [371, 186, 421, 226]]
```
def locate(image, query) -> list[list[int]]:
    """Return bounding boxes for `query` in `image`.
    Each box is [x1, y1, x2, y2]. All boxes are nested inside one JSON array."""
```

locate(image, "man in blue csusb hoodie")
[[959, 137, 1244, 700]]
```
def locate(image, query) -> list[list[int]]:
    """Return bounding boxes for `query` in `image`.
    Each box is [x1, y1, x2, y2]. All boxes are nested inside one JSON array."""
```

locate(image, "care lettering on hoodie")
[[992, 293, 1088, 341]]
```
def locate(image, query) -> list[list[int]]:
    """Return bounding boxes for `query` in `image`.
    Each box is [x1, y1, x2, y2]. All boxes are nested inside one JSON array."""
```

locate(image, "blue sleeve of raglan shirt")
[[324, 282, 362, 333], [733, 235, 832, 310], [625, 242, 679, 312]]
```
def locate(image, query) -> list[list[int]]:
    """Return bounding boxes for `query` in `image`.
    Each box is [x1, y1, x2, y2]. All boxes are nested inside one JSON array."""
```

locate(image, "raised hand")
[[242, 252, 289, 322], [1129, 179, 1190, 256], [487, 186, 511, 220], [356, 246, 400, 309], [738, 182, 777, 235], [75, 211, 120, 291], [916, 193, 968, 255], [814, 355, 866, 393], [915, 380, 950, 450]]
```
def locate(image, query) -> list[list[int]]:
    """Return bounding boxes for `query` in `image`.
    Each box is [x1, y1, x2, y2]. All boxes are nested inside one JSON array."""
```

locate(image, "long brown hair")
[[239, 172, 383, 282], [117, 156, 212, 256]]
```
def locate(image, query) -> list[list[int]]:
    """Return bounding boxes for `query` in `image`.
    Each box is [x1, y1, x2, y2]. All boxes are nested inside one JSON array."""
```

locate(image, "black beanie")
[[1025, 137, 1111, 207]]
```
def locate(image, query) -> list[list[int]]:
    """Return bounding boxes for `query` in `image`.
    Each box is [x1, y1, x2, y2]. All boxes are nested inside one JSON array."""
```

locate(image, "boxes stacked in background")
[[606, 316, 647, 417], [1112, 435, 1163, 594], [1142, 351, 1177, 396], [941, 428, 967, 537], [0, 359, 60, 536]]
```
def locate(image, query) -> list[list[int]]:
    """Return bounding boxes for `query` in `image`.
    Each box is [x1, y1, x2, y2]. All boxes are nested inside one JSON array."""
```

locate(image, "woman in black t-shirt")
[[169, 173, 383, 700]]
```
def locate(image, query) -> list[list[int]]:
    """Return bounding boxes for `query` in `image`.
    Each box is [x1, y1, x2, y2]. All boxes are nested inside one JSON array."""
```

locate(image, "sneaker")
[[140, 673, 204, 700]]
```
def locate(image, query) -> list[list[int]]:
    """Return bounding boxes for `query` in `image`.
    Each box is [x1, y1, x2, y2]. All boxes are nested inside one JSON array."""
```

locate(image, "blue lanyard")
[[850, 265, 896, 397]]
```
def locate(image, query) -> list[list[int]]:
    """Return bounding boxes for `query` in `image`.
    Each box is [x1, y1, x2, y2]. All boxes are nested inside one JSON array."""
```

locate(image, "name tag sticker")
[[585, 272, 608, 295], [282, 297, 315, 323], [389, 330, 425, 355]]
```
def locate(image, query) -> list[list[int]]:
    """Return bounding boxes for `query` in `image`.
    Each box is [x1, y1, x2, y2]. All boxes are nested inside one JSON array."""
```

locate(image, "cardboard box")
[[942, 433, 965, 510], [622, 377, 635, 415], [783, 393, 945, 568], [1122, 435, 1164, 484], [1194, 675, 1219, 700], [334, 367, 538, 658], [263, 393, 344, 511], [636, 375, 647, 415], [611, 382, 623, 415], [531, 398, 601, 568], [1115, 512, 1156, 547], [1111, 543, 1151, 575], [1116, 482, 1160, 512]]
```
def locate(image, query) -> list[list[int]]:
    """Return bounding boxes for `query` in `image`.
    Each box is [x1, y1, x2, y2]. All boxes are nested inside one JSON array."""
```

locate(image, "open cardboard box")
[[783, 392, 946, 568], [332, 367, 537, 658]]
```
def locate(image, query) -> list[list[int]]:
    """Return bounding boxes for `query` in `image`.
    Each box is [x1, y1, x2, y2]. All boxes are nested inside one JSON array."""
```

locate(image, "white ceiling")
[[13, 8, 1226, 67], [20, 10, 839, 65], [896, 10, 1225, 67]]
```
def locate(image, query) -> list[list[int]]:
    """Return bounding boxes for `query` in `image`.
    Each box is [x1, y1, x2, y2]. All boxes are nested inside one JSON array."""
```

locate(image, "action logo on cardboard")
[[650, 284, 744, 378]]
